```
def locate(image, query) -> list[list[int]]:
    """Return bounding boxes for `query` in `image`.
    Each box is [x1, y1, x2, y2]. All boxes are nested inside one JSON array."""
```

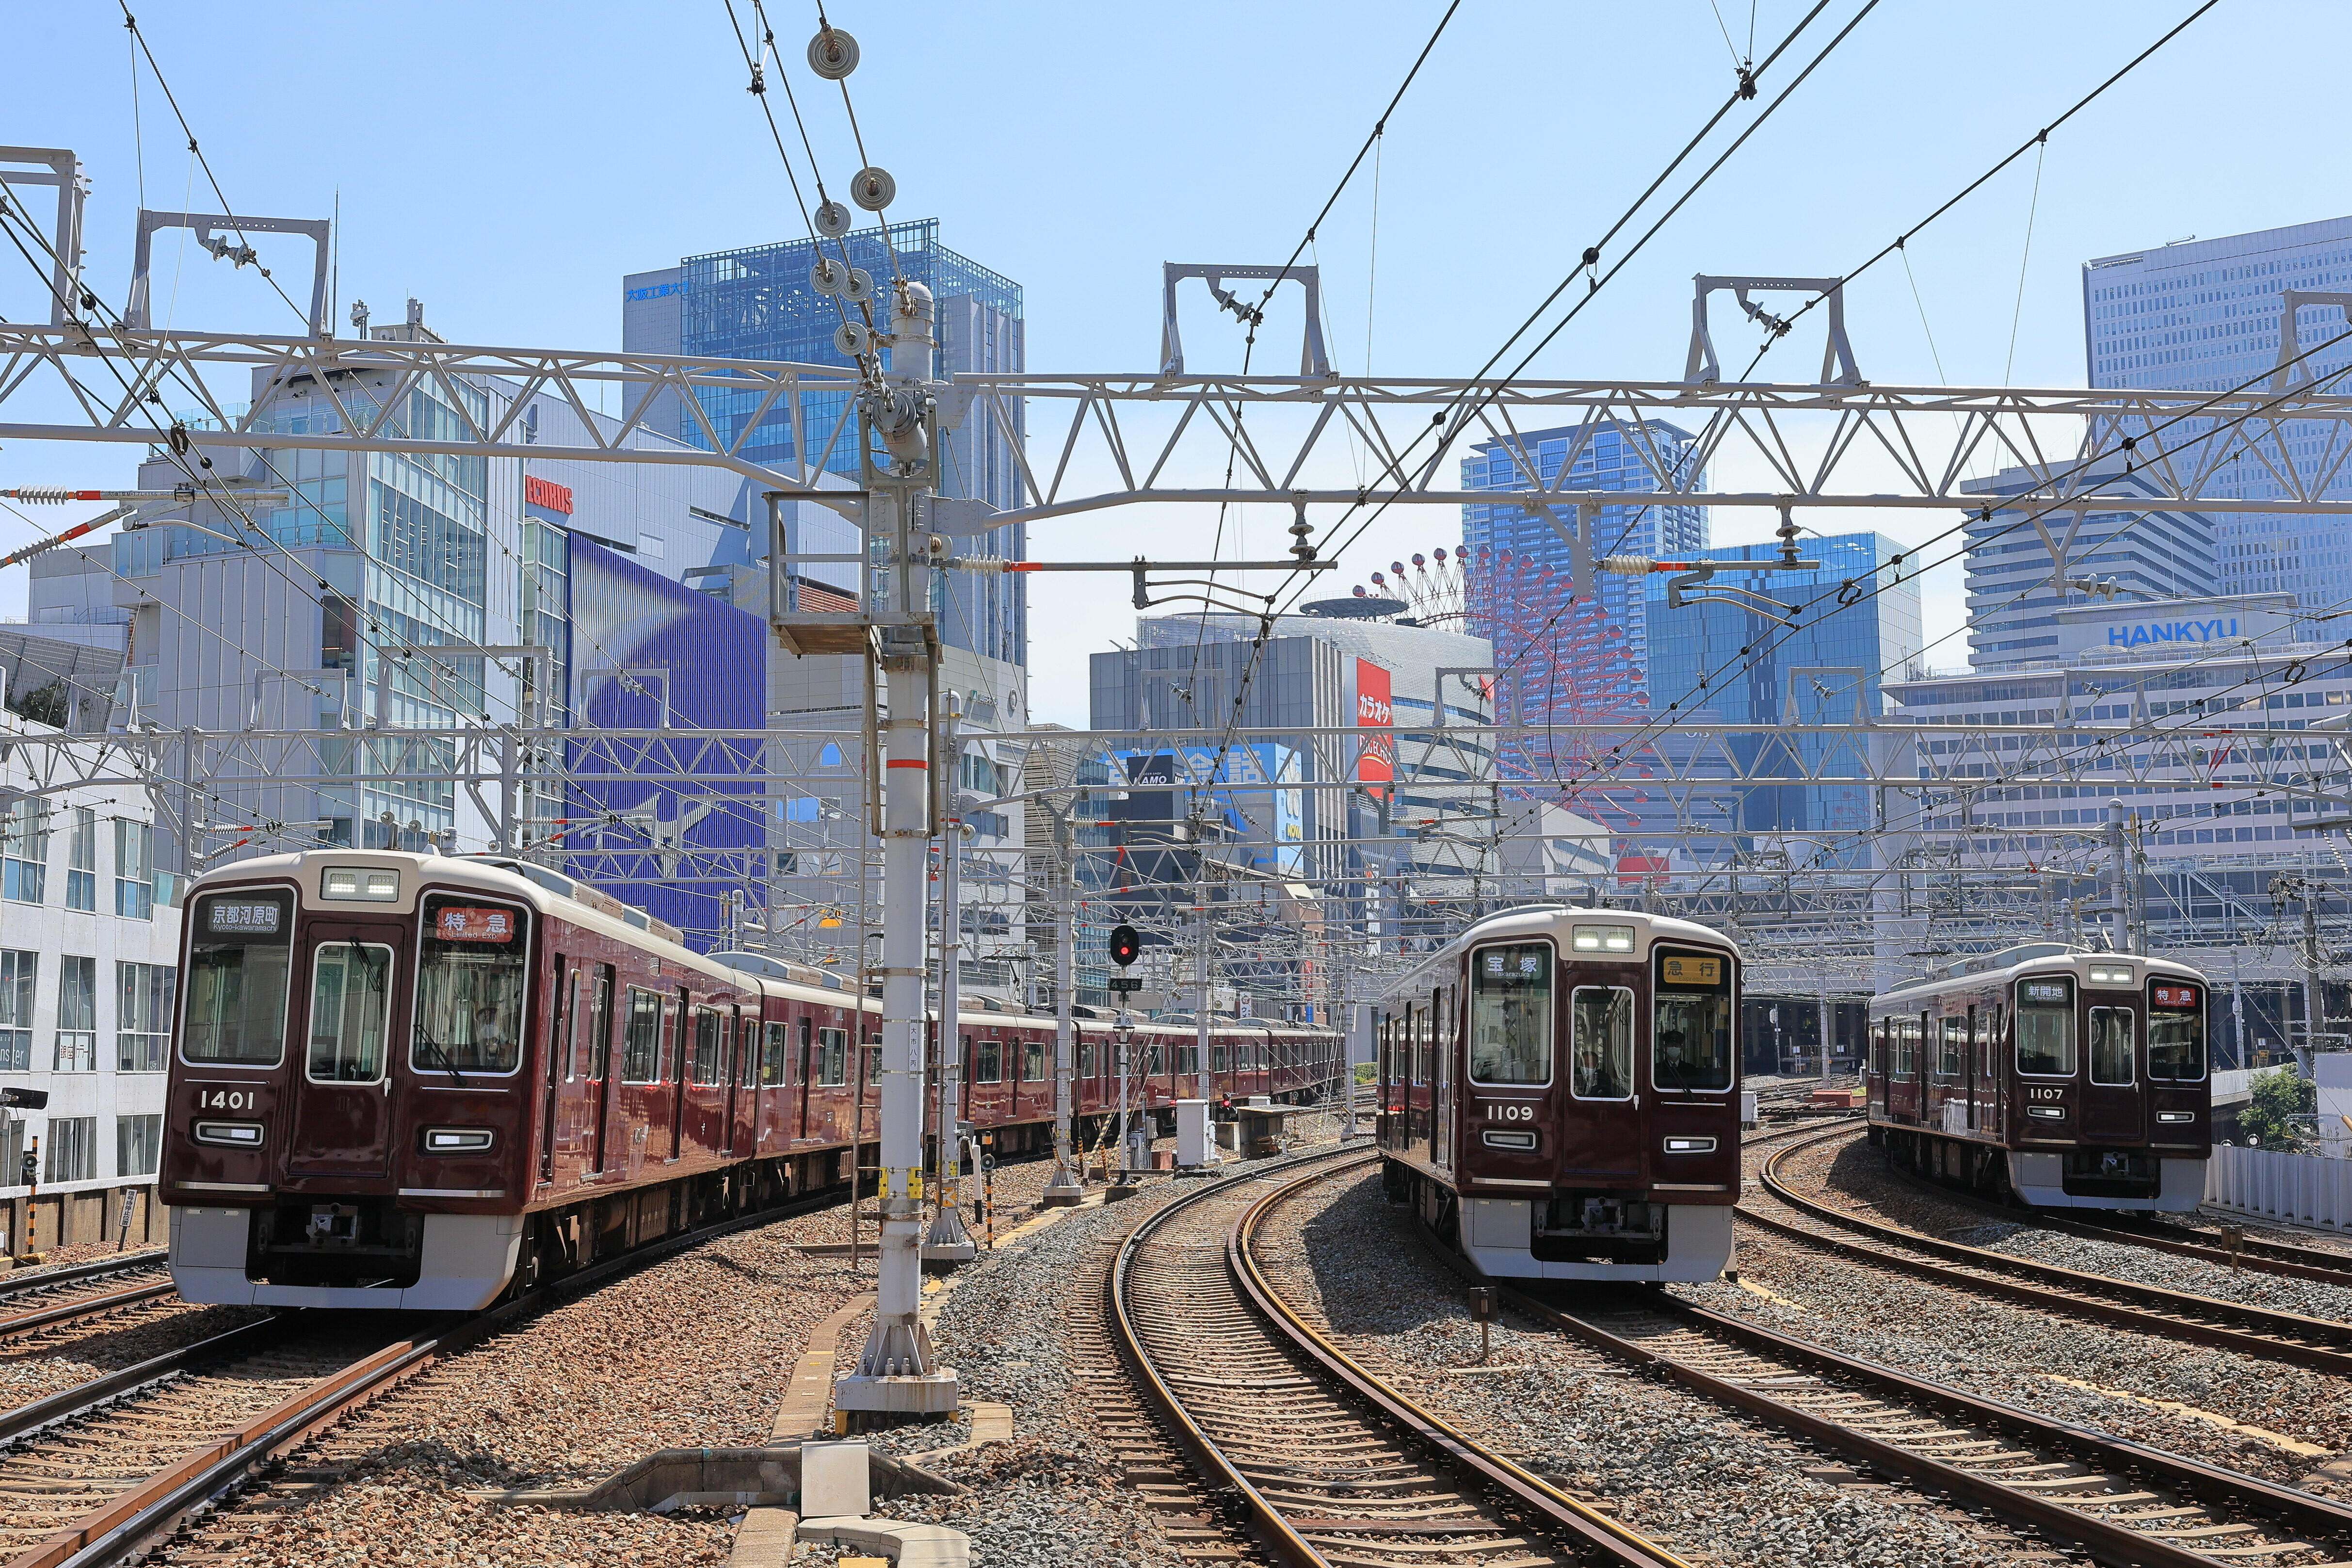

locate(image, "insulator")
[[807, 27, 859, 79], [949, 557, 1010, 574], [2, 487, 77, 505], [850, 165, 896, 212], [1598, 555, 1654, 575]]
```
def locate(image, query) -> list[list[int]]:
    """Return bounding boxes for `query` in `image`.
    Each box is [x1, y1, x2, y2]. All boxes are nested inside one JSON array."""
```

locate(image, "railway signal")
[[1110, 924, 1141, 967]]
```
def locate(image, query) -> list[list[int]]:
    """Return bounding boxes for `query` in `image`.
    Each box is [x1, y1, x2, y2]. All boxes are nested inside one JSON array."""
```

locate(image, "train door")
[[287, 925, 398, 1178], [667, 989, 690, 1161], [1868, 1018, 1887, 1116], [540, 958, 573, 1180], [730, 1005, 758, 1155], [1964, 1003, 1979, 1132], [1433, 983, 1455, 1170], [585, 967, 614, 1172], [2083, 989, 2142, 1141], [796, 1015, 814, 1141], [1564, 971, 1639, 1178]]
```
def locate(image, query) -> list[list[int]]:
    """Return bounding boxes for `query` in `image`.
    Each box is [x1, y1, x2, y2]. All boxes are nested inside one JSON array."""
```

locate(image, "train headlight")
[[2157, 1110, 2195, 1124], [422, 1127, 496, 1153], [1662, 1136, 1717, 1153], [1572, 924, 1636, 954], [2086, 964, 2134, 985], [322, 866, 401, 901], [2027, 1104, 2067, 1120], [193, 1120, 263, 1148]]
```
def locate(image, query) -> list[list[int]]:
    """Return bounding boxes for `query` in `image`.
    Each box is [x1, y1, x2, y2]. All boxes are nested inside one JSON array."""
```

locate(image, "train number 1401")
[[1483, 1102, 1535, 1121], [196, 1089, 256, 1112]]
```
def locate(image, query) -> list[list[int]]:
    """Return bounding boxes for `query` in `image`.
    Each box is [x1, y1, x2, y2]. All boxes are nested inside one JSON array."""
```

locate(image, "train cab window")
[[761, 1022, 790, 1086], [307, 943, 392, 1083], [1025, 1039, 1046, 1083], [2088, 1007, 2134, 1086], [1569, 986, 1634, 1100], [976, 1036, 1002, 1085], [621, 988, 663, 1082], [584, 970, 612, 1082], [690, 1008, 724, 1085], [412, 894, 530, 1074], [1652, 947, 1733, 1092], [2015, 978, 2077, 1076], [2148, 983, 2207, 1082], [182, 889, 296, 1067], [1467, 943, 1553, 1086]]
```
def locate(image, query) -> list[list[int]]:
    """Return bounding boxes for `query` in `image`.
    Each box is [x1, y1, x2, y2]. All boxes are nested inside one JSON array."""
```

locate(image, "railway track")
[[1115, 1148, 1693, 1568], [0, 1186, 856, 1568], [1872, 1152, 2352, 1289], [1751, 1124, 2352, 1378], [1263, 1149, 2352, 1568], [0, 1256, 177, 1345]]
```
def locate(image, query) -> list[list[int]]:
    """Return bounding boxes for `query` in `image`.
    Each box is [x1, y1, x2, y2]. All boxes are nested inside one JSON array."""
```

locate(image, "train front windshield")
[[413, 895, 530, 1073], [1469, 943, 1552, 1085], [182, 890, 295, 1066], [1653, 947, 1733, 1091], [2148, 981, 2207, 1082]]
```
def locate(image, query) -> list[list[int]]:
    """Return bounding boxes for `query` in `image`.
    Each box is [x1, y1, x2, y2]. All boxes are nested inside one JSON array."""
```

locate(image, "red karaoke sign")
[[1355, 659, 1394, 782]]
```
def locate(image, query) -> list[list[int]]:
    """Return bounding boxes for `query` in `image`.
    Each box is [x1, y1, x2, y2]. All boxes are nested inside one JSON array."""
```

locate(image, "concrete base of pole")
[[1040, 1165, 1084, 1208], [1105, 1180, 1140, 1201], [832, 1369, 962, 1418], [919, 1207, 977, 1266]]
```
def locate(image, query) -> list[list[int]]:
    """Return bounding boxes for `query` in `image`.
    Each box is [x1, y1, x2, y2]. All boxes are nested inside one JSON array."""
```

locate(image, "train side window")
[[620, 988, 663, 1083], [762, 1021, 790, 1086], [817, 1027, 850, 1086], [796, 1017, 812, 1085], [556, 967, 580, 1081], [2015, 977, 2077, 1075], [1211, 1040, 1227, 1071], [1891, 1018, 1914, 1081], [2088, 1007, 2134, 1086], [307, 942, 392, 1083], [690, 1007, 723, 1085], [1569, 986, 1633, 1101], [1652, 946, 1734, 1093], [1468, 943, 1552, 1087], [1025, 1038, 1046, 1083], [1079, 1036, 1097, 1077], [1972, 1007, 1990, 1080], [1938, 1017, 1965, 1079], [585, 970, 612, 1082], [2148, 982, 2207, 1082], [976, 1036, 1002, 1084], [182, 889, 296, 1067]]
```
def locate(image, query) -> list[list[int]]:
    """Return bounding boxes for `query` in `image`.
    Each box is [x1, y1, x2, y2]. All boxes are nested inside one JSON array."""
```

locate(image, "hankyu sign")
[[2053, 593, 2297, 658], [2103, 615, 2238, 650], [1354, 659, 1394, 782], [435, 905, 517, 943], [524, 475, 574, 514]]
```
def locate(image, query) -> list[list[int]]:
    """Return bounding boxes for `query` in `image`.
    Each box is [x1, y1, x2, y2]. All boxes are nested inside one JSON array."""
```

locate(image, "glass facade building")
[[2083, 216, 2352, 611], [1460, 421, 1708, 689], [627, 219, 1029, 667], [1958, 461, 2219, 668], [1630, 532, 1922, 865]]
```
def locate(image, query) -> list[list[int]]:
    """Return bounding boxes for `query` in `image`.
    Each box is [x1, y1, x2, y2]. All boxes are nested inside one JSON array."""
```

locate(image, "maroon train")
[[1376, 905, 1744, 1282], [162, 848, 1343, 1309]]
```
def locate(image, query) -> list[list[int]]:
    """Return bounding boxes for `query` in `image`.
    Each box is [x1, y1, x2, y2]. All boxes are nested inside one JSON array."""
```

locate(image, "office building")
[[625, 219, 1029, 667], [2083, 216, 2352, 610], [1631, 532, 1922, 867], [1959, 460, 2219, 668], [0, 648, 181, 1248], [1461, 420, 1708, 690]]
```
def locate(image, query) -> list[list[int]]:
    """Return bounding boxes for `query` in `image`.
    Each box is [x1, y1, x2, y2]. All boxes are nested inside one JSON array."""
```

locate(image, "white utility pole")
[[922, 696, 976, 1263], [1044, 841, 1081, 1203], [835, 279, 958, 1421]]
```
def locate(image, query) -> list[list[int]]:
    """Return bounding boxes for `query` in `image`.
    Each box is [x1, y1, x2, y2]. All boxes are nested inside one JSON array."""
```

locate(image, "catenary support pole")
[[1043, 846, 1081, 1203], [835, 279, 957, 1421], [923, 696, 976, 1261]]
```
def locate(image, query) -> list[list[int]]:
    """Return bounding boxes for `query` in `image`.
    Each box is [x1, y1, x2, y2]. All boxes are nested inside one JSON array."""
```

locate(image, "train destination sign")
[[2021, 980, 2071, 1004], [207, 901, 282, 936], [435, 906, 517, 942], [1659, 954, 1721, 986]]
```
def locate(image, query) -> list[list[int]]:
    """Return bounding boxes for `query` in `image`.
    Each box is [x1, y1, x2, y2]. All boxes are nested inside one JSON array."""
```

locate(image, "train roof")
[[184, 851, 1337, 1033], [1385, 904, 1743, 999], [1875, 942, 2206, 1004]]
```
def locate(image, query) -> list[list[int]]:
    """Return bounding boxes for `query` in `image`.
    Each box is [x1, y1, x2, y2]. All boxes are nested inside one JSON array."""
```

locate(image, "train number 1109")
[[1483, 1102, 1534, 1121]]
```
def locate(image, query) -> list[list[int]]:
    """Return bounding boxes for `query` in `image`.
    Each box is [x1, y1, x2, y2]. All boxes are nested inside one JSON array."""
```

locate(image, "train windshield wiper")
[[414, 1023, 466, 1086]]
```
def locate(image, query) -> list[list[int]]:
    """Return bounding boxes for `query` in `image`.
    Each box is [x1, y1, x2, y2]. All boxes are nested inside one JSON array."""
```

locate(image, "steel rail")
[[1112, 1147, 1691, 1567], [1423, 1246, 2352, 1568], [1753, 1125, 2352, 1376], [0, 1318, 286, 1452], [0, 1251, 166, 1302], [17, 1180, 857, 1568], [1872, 1141, 2352, 1290], [0, 1278, 175, 1342]]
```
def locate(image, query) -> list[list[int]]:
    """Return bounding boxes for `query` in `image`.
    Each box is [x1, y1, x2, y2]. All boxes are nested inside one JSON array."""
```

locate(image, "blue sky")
[[2, 1, 2338, 724]]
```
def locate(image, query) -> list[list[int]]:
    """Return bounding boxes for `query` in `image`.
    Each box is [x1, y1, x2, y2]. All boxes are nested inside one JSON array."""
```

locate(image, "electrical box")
[[1175, 1099, 1212, 1167], [799, 1440, 871, 1520]]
